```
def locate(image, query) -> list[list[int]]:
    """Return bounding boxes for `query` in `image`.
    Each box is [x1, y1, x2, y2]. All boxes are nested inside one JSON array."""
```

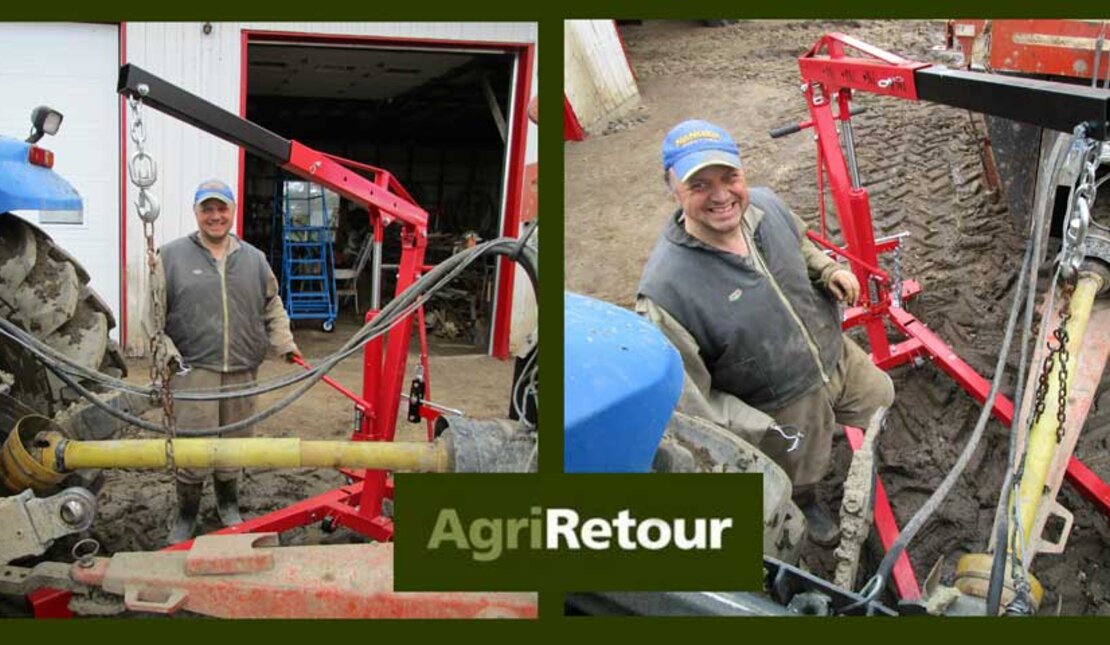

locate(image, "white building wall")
[[124, 22, 537, 355], [564, 20, 639, 135], [0, 23, 121, 341]]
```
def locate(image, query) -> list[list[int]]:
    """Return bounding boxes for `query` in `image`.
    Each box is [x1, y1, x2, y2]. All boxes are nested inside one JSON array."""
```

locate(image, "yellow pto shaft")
[[955, 269, 1104, 612], [1013, 271, 1102, 542], [51, 437, 449, 474], [2, 422, 449, 494]]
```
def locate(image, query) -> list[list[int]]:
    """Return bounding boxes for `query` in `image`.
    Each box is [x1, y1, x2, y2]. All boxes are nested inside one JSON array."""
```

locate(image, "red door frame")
[[118, 22, 128, 345], [240, 28, 535, 360]]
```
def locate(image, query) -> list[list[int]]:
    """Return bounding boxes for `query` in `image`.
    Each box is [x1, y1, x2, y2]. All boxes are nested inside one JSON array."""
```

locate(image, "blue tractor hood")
[[564, 292, 684, 473], [0, 136, 82, 214]]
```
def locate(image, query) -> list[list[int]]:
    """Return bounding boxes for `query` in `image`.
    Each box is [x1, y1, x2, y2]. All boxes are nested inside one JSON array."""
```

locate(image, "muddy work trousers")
[[756, 336, 894, 490], [170, 367, 258, 485]]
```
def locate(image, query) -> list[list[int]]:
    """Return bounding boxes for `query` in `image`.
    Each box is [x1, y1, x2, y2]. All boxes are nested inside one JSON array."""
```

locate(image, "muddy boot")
[[168, 481, 203, 545], [795, 487, 840, 547], [214, 477, 244, 527]]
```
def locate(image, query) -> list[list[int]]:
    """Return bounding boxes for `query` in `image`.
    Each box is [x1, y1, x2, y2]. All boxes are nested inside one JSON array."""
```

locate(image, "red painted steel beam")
[[800, 32, 929, 99], [284, 141, 427, 230], [1066, 457, 1110, 512], [164, 483, 391, 552], [291, 355, 369, 413], [83, 536, 538, 619], [807, 231, 891, 282], [844, 425, 921, 601], [889, 305, 1110, 517]]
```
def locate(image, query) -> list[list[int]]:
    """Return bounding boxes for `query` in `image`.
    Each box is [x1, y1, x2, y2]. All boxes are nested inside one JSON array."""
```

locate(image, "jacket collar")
[[663, 202, 765, 252], [188, 230, 242, 257]]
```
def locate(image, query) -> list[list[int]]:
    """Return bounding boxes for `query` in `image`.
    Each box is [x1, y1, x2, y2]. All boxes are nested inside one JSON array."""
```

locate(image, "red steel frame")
[[796, 33, 1110, 599]]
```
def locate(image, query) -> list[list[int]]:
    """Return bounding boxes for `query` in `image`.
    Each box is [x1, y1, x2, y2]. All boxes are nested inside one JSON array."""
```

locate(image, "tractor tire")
[[0, 213, 127, 442]]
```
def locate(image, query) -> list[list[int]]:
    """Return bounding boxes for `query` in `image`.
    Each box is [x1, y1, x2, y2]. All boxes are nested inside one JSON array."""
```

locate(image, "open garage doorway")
[[241, 34, 518, 353]]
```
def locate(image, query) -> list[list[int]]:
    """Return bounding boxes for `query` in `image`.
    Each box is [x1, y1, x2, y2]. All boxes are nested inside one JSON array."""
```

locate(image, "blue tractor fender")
[[0, 136, 81, 215], [564, 292, 684, 473]]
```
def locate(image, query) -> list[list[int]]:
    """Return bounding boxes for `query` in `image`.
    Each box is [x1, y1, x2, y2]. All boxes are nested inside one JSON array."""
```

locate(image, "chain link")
[[1030, 279, 1076, 443], [1053, 280, 1075, 443], [128, 89, 177, 447], [1060, 128, 1099, 280]]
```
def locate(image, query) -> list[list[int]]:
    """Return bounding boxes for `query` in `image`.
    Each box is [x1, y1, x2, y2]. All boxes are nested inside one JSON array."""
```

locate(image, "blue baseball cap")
[[661, 119, 742, 183], [194, 179, 235, 207]]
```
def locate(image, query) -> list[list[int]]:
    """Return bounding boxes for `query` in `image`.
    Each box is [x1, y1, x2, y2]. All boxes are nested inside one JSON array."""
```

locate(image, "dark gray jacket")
[[638, 187, 842, 410], [160, 233, 291, 372]]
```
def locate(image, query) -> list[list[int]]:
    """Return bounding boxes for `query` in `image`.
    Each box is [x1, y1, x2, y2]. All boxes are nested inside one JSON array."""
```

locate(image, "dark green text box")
[[394, 473, 762, 592]]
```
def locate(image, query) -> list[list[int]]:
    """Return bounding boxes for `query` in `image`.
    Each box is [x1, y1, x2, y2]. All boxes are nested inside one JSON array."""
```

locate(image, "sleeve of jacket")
[[262, 264, 299, 357], [788, 207, 847, 287], [635, 296, 775, 445], [141, 252, 182, 366]]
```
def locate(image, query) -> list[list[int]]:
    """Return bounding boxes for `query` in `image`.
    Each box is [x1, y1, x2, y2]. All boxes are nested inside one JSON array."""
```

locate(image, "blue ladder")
[[280, 180, 337, 332]]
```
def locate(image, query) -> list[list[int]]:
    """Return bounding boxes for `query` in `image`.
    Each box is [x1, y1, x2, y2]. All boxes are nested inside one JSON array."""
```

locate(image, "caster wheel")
[[321, 516, 338, 533], [322, 319, 335, 333]]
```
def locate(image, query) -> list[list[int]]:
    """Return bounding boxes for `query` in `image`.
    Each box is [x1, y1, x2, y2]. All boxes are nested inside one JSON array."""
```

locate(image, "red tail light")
[[28, 146, 54, 168]]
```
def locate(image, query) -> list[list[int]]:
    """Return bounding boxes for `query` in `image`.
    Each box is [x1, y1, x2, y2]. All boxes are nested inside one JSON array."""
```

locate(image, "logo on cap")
[[662, 120, 742, 183]]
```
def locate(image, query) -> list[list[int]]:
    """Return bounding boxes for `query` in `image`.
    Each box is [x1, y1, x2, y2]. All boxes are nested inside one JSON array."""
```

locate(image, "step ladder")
[[279, 180, 337, 332]]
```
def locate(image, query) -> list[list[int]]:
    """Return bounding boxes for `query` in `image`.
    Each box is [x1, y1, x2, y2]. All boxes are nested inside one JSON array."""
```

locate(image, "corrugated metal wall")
[[124, 22, 537, 355], [564, 20, 639, 135]]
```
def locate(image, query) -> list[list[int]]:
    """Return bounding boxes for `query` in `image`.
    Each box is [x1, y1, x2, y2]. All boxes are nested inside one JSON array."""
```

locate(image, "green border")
[[2, 2, 1109, 637]]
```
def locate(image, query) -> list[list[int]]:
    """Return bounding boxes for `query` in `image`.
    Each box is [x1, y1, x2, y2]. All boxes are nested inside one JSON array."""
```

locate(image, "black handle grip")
[[768, 105, 868, 139], [769, 122, 802, 139]]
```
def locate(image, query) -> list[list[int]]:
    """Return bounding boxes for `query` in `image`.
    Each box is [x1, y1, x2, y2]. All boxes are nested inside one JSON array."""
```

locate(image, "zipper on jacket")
[[743, 220, 830, 384], [219, 261, 230, 371]]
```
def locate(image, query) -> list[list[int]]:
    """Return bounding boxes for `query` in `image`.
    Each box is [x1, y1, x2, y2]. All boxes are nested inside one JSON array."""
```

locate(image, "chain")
[[1053, 280, 1075, 443], [127, 87, 177, 445], [1030, 279, 1076, 443]]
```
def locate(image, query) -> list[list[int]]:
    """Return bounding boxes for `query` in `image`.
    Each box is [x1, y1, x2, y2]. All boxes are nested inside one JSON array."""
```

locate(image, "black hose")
[[985, 193, 1048, 615], [4, 237, 538, 437], [2, 237, 534, 403], [848, 238, 1034, 611]]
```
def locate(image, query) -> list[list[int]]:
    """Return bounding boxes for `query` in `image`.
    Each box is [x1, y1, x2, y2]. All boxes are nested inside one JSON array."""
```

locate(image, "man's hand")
[[826, 268, 860, 305], [284, 348, 303, 364]]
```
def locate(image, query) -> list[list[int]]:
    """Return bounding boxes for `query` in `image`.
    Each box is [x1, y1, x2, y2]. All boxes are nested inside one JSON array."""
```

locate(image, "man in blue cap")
[[638, 120, 894, 546], [147, 179, 301, 544]]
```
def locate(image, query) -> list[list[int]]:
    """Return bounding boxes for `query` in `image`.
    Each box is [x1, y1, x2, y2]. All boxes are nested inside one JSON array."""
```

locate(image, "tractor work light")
[[26, 106, 62, 144]]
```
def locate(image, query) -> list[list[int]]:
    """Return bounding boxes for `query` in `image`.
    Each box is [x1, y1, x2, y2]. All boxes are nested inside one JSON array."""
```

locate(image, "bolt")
[[60, 500, 87, 526]]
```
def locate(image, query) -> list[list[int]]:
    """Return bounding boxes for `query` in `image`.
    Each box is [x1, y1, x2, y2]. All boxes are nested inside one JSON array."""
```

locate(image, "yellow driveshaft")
[[1013, 271, 1102, 540], [955, 269, 1104, 612], [2, 419, 449, 494]]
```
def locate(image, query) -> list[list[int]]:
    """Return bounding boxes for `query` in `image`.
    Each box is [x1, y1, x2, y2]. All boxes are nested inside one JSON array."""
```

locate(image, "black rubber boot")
[[795, 487, 840, 547], [214, 477, 244, 527], [168, 481, 203, 545]]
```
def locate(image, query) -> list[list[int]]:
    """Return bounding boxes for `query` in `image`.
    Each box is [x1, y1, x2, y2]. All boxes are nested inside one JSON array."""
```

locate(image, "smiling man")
[[637, 120, 893, 547], [147, 178, 301, 544]]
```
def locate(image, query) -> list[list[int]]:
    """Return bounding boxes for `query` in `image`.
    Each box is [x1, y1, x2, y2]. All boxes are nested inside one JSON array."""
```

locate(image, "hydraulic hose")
[[2, 237, 537, 437]]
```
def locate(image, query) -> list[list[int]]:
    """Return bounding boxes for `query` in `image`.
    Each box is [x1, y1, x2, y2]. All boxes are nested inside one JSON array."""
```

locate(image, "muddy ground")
[[564, 20, 1110, 615], [85, 317, 514, 555]]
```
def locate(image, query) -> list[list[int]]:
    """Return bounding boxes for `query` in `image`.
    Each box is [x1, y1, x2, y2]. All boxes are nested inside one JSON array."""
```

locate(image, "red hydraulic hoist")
[[30, 64, 483, 618], [113, 65, 443, 545], [773, 33, 1110, 601]]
